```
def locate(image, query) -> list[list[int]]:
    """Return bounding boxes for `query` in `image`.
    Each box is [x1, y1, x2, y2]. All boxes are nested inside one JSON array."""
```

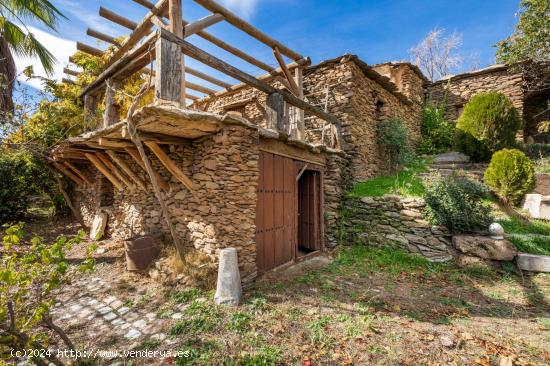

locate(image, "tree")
[[409, 28, 463, 81], [496, 0, 550, 92], [0, 0, 65, 115]]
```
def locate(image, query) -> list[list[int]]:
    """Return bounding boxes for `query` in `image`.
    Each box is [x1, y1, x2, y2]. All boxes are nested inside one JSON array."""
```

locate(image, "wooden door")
[[255, 152, 296, 272], [298, 170, 322, 251]]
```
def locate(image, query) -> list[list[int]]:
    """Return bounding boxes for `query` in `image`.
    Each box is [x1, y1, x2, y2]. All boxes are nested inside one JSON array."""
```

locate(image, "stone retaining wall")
[[341, 195, 453, 262]]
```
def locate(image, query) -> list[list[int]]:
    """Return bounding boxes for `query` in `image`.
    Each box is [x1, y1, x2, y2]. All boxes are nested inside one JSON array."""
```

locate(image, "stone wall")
[[341, 195, 453, 262], [74, 125, 260, 282], [371, 62, 426, 105], [193, 55, 422, 183], [425, 66, 524, 121]]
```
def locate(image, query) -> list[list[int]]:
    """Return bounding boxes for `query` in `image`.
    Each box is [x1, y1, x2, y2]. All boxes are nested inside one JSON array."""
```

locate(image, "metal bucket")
[[124, 235, 160, 271]]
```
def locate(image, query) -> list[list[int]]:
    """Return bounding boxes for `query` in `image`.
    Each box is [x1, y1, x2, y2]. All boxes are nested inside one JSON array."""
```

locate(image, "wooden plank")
[[155, 36, 183, 105], [169, 0, 184, 105], [263, 152, 274, 270], [144, 141, 196, 192], [186, 81, 215, 95], [63, 161, 92, 185], [85, 153, 125, 191], [266, 92, 285, 132], [255, 152, 265, 272], [104, 0, 169, 68], [184, 13, 224, 37], [272, 47, 299, 95], [80, 31, 157, 97], [63, 68, 80, 77], [159, 28, 343, 132], [186, 67, 231, 88], [124, 147, 170, 191], [62, 78, 75, 85], [106, 150, 147, 191], [96, 151, 135, 190], [104, 79, 120, 127], [53, 162, 84, 186], [98, 138, 134, 149], [273, 154, 284, 266], [193, 0, 304, 61], [283, 156, 295, 264], [99, 7, 137, 30], [76, 42, 103, 57], [87, 28, 121, 47], [294, 67, 305, 140]]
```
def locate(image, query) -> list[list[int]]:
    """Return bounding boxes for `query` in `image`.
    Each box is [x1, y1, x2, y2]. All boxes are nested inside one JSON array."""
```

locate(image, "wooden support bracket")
[[63, 161, 93, 185], [272, 46, 299, 96], [85, 153, 125, 191], [96, 152, 136, 191], [53, 162, 84, 186], [106, 150, 148, 191], [144, 141, 195, 193], [124, 147, 170, 191]]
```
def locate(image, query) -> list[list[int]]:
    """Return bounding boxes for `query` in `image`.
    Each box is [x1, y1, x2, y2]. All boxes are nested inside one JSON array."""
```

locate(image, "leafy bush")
[[424, 173, 494, 233], [521, 142, 550, 159], [0, 150, 42, 221], [417, 102, 454, 154], [484, 149, 536, 205], [455, 92, 521, 158], [377, 117, 413, 171], [453, 130, 492, 162]]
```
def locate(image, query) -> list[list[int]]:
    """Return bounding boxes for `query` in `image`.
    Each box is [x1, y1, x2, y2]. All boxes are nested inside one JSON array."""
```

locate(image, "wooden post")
[[294, 67, 305, 140], [83, 94, 98, 131], [266, 92, 285, 133], [169, 0, 185, 105], [104, 79, 121, 127], [155, 36, 183, 106]]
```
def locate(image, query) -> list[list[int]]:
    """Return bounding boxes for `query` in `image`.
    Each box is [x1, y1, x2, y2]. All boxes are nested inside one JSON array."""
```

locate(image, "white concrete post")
[[214, 248, 242, 306]]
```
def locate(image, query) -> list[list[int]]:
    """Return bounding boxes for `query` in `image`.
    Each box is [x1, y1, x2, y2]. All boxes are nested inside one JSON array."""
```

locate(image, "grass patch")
[[240, 346, 282, 366], [348, 158, 429, 198], [509, 235, 550, 256], [537, 317, 550, 330], [227, 311, 252, 332], [170, 300, 220, 335], [498, 216, 550, 236], [173, 288, 203, 303], [307, 315, 333, 346], [134, 339, 160, 351]]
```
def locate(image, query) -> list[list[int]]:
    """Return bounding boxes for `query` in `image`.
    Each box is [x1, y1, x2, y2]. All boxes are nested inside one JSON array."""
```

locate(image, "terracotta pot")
[[124, 235, 160, 271]]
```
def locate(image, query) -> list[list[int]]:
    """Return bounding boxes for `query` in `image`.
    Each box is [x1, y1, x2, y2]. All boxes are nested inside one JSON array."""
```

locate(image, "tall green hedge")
[[484, 149, 536, 205], [455, 92, 521, 160]]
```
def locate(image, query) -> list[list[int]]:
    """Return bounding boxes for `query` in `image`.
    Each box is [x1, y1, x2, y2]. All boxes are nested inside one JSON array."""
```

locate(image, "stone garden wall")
[[425, 65, 524, 121], [74, 125, 260, 282], [341, 195, 453, 262]]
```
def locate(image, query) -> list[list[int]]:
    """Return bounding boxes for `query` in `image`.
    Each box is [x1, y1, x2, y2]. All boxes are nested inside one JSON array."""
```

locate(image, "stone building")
[[425, 63, 550, 141]]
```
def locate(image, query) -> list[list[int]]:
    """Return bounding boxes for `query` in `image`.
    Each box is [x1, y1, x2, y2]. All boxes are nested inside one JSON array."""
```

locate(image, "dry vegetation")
[[31, 219, 550, 366]]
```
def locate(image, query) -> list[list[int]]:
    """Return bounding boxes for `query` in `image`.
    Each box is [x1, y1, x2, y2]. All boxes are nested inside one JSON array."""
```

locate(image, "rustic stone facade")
[[193, 54, 423, 183], [341, 195, 453, 262], [425, 65, 524, 121], [74, 125, 261, 282]]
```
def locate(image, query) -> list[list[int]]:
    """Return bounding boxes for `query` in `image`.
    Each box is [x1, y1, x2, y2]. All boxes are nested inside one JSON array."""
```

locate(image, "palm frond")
[[2, 0, 66, 30], [24, 32, 56, 74]]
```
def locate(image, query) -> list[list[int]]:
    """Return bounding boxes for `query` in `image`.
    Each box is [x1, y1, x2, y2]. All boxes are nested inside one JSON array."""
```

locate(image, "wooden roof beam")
[[76, 42, 103, 57], [87, 28, 121, 47], [124, 147, 170, 191], [144, 141, 195, 193], [99, 7, 137, 30], [272, 46, 300, 96], [186, 67, 231, 88], [62, 78, 75, 85], [184, 13, 224, 37], [104, 0, 169, 67], [96, 151, 135, 190], [193, 0, 304, 61], [159, 28, 342, 130], [53, 162, 84, 186], [106, 150, 147, 191], [63, 68, 81, 77], [186, 81, 216, 95], [63, 161, 93, 185], [85, 153, 125, 190]]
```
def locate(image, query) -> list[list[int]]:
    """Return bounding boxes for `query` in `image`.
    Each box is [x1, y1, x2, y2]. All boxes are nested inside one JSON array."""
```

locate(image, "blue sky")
[[14, 0, 520, 93]]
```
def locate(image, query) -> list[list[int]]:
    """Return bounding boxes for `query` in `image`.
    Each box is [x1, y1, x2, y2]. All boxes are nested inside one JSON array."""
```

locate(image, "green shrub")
[[484, 149, 536, 205], [377, 117, 413, 171], [417, 102, 455, 154], [0, 150, 42, 221], [424, 173, 493, 233], [455, 92, 521, 158], [453, 130, 492, 162]]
